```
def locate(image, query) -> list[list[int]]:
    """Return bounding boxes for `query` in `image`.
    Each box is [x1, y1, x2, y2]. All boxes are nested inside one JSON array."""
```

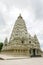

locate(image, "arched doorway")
[[30, 49, 36, 57], [33, 49, 36, 56]]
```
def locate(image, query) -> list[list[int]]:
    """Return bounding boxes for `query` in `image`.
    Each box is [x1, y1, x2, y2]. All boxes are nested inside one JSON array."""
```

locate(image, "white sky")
[[0, 0, 43, 51]]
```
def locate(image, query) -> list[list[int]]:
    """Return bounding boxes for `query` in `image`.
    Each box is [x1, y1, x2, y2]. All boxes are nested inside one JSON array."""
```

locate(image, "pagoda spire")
[[18, 14, 22, 18], [9, 14, 28, 43]]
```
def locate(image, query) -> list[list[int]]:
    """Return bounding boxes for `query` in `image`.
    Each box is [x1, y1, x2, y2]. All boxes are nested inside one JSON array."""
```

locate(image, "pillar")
[[31, 49, 33, 56], [35, 49, 37, 55]]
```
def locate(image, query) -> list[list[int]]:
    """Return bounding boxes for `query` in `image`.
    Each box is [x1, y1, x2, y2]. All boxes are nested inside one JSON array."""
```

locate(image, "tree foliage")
[[0, 42, 3, 52]]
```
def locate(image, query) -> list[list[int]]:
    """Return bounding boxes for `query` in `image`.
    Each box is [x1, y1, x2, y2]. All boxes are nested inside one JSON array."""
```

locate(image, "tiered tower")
[[9, 14, 29, 45]]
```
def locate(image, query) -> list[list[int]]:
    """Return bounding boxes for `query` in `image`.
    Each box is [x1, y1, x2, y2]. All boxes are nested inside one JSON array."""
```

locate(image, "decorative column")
[[31, 49, 33, 56], [35, 49, 37, 55]]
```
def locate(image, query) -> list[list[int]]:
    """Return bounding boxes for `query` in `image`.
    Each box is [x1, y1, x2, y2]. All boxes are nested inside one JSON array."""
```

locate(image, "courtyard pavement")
[[0, 54, 43, 65]]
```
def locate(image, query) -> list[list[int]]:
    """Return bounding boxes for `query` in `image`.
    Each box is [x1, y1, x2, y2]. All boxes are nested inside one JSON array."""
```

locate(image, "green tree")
[[0, 42, 3, 52]]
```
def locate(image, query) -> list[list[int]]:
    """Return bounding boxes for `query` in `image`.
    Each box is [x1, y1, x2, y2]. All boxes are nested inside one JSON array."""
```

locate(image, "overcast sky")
[[0, 0, 43, 50]]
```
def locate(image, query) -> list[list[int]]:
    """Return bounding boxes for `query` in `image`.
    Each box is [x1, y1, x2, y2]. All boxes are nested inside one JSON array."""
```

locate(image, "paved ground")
[[0, 58, 43, 65], [0, 54, 43, 65]]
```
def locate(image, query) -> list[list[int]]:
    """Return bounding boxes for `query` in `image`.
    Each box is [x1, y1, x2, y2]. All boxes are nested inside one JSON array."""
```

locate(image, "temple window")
[[29, 41, 31, 43], [22, 40, 24, 44]]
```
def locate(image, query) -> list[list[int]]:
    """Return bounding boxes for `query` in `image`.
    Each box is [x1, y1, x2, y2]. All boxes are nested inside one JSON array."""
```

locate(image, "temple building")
[[2, 14, 42, 57]]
